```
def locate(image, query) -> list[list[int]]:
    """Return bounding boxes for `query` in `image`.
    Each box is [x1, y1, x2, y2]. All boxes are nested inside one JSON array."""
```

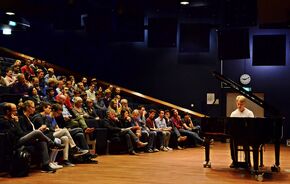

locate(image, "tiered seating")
[[0, 48, 206, 177]]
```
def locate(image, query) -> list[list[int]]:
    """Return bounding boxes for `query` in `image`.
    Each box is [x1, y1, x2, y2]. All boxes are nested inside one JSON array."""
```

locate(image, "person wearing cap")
[[90, 78, 98, 91], [44, 68, 57, 84]]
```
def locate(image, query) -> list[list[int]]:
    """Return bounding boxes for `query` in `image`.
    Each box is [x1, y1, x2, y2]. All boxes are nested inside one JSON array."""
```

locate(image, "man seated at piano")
[[229, 95, 254, 168], [230, 95, 254, 118]]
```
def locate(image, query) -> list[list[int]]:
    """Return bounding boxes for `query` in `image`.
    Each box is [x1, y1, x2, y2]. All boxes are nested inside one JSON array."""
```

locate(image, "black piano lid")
[[212, 71, 280, 117]]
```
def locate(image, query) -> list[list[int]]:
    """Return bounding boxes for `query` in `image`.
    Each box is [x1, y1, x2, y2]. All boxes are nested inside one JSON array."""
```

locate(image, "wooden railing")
[[0, 47, 208, 117]]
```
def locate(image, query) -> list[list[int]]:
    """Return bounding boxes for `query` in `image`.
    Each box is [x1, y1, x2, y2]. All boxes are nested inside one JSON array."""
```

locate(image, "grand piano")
[[201, 71, 284, 181]]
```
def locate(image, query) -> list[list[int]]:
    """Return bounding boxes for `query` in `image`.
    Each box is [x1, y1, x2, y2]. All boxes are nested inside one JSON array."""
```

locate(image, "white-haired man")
[[229, 95, 254, 168]]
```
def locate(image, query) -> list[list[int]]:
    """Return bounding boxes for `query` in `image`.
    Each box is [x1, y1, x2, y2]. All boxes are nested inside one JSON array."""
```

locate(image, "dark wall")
[[223, 28, 290, 116], [223, 27, 290, 140], [98, 30, 220, 114], [0, 28, 221, 115], [0, 26, 289, 140]]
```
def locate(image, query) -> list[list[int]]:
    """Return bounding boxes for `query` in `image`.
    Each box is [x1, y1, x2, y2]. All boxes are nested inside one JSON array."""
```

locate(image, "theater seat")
[[106, 137, 128, 155], [85, 133, 96, 154]]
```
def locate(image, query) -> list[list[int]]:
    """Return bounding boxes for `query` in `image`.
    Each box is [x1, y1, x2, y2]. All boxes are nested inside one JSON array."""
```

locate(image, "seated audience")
[[94, 91, 107, 118], [32, 102, 89, 167], [165, 110, 187, 149], [86, 83, 96, 101], [154, 110, 172, 151], [43, 87, 56, 104], [44, 68, 57, 84], [11, 73, 30, 95], [4, 67, 16, 86], [53, 103, 97, 163], [171, 109, 205, 147], [21, 59, 35, 78], [83, 99, 100, 120], [27, 87, 42, 108], [120, 98, 132, 115], [182, 114, 201, 134], [131, 109, 157, 153], [56, 95, 94, 134], [145, 109, 162, 152], [103, 110, 148, 155], [0, 102, 62, 172]]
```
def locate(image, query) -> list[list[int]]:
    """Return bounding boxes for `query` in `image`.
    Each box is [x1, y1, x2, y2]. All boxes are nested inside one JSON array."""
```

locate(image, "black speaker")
[[179, 23, 211, 52], [218, 28, 250, 60], [148, 0, 179, 12], [258, 0, 290, 28], [148, 18, 177, 48], [111, 0, 145, 42], [253, 34, 286, 66], [224, 0, 257, 27]]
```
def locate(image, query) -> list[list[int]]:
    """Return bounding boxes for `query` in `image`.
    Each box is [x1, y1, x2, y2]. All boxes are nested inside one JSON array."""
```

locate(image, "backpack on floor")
[[9, 146, 31, 177], [0, 133, 10, 172]]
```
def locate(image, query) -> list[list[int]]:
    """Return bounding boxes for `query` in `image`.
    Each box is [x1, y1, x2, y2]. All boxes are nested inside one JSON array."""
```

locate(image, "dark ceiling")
[[0, 0, 290, 32], [0, 0, 257, 29]]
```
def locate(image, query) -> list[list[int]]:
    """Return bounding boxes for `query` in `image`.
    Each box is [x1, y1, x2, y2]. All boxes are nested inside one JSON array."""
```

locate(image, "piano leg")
[[252, 145, 265, 181], [271, 141, 281, 172], [229, 139, 238, 168], [203, 138, 211, 168], [252, 145, 259, 173], [259, 144, 264, 168], [244, 144, 251, 168]]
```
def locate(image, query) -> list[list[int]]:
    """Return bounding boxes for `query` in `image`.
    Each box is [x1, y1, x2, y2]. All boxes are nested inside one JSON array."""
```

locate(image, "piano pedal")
[[203, 161, 211, 168], [255, 173, 264, 182], [271, 164, 280, 172]]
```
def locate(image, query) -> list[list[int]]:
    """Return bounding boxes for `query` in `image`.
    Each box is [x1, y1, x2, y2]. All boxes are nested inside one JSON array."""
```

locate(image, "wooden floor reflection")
[[1, 142, 290, 184]]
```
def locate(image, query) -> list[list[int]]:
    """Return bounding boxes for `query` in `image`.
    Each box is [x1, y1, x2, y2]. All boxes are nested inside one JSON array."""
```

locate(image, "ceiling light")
[[191, 1, 208, 7], [3, 27, 12, 35], [6, 12, 15, 16], [180, 1, 190, 5], [8, 21, 17, 27]]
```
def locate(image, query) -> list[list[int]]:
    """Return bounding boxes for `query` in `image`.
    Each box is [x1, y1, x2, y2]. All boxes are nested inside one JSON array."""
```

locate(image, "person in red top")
[[171, 109, 205, 147], [145, 109, 161, 152], [21, 59, 35, 78], [145, 109, 156, 129]]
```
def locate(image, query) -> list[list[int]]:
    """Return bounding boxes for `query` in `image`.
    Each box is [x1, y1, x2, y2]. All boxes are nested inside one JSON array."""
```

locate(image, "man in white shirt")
[[229, 95, 254, 168], [86, 83, 96, 101], [230, 95, 254, 118]]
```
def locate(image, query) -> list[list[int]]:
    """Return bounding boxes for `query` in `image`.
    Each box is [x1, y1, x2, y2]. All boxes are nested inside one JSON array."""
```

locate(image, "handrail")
[[0, 47, 208, 117]]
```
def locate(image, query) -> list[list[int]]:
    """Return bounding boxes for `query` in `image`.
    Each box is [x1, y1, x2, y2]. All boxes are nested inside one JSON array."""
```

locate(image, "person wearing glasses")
[[0, 101, 63, 173]]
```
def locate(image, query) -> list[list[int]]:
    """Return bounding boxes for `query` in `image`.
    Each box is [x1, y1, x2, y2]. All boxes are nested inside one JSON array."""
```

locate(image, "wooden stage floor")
[[1, 142, 290, 184]]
